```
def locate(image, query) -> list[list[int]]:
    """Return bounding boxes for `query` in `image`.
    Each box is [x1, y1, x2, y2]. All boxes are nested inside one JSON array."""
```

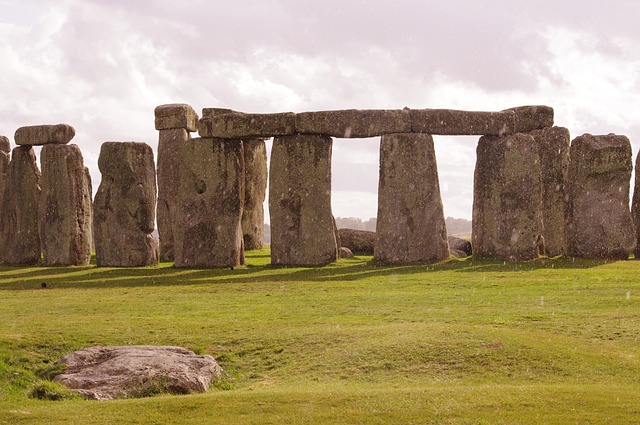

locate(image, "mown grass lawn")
[[0, 250, 638, 424]]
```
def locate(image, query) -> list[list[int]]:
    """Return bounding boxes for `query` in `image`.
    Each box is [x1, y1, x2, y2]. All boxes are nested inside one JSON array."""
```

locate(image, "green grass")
[[0, 250, 638, 424]]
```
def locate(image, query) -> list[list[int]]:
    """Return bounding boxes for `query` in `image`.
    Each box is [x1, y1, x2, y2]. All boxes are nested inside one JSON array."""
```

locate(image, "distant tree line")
[[263, 216, 471, 243]]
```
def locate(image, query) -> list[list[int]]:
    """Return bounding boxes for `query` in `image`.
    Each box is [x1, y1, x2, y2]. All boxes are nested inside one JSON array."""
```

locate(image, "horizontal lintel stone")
[[154, 104, 199, 132], [199, 112, 296, 139], [15, 124, 75, 146], [295, 109, 411, 138], [410, 109, 515, 136], [505, 105, 554, 133]]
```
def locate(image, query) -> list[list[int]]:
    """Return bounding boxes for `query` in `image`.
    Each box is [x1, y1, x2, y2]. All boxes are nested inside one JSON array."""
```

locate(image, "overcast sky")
[[1, 0, 639, 221]]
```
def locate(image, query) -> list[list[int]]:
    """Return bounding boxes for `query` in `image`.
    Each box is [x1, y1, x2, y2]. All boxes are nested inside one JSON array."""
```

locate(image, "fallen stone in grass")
[[53, 346, 223, 400]]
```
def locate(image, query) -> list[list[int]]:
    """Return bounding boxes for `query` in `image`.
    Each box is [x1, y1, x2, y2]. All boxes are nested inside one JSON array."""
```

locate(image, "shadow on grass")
[[0, 253, 618, 291]]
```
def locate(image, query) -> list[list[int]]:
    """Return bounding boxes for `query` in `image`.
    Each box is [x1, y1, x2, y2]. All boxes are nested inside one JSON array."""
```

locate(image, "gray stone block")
[[154, 104, 199, 132], [94, 142, 158, 267], [269, 134, 338, 266], [174, 137, 245, 268], [529, 127, 570, 257], [472, 133, 544, 261], [0, 146, 41, 265], [14, 124, 75, 146], [39, 144, 92, 266], [199, 112, 296, 138], [295, 109, 411, 138], [242, 139, 268, 250], [375, 133, 449, 263], [156, 128, 191, 262], [506, 105, 554, 133], [410, 109, 515, 135], [568, 134, 635, 259]]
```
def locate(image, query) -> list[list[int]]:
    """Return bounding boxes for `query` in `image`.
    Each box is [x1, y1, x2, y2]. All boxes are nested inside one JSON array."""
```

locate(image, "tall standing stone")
[[0, 146, 41, 265], [269, 134, 338, 266], [174, 137, 245, 268], [39, 144, 92, 266], [567, 134, 635, 259], [375, 133, 449, 263], [632, 150, 640, 259], [242, 139, 268, 250], [529, 127, 570, 257], [0, 136, 10, 218], [472, 133, 544, 261], [93, 142, 158, 267], [155, 104, 199, 262]]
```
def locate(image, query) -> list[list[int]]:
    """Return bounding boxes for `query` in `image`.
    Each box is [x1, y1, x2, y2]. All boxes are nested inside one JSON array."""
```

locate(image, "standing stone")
[[93, 142, 158, 267], [83, 167, 94, 253], [0, 136, 10, 219], [632, 151, 640, 259], [529, 127, 570, 257], [269, 134, 338, 266], [375, 133, 449, 263], [0, 146, 41, 265], [155, 104, 198, 262], [472, 133, 544, 261], [174, 138, 245, 268], [567, 134, 635, 259], [156, 128, 190, 261], [38, 144, 92, 266], [242, 139, 268, 250]]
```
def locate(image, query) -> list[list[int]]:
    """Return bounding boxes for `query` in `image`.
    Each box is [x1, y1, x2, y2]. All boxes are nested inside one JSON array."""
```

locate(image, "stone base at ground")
[[54, 346, 222, 400]]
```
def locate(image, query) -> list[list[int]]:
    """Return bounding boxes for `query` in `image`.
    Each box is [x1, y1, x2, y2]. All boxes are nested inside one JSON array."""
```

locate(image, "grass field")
[[0, 250, 638, 424]]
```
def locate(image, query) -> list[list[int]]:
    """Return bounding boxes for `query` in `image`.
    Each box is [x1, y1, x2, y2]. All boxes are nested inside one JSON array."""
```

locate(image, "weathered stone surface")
[[174, 137, 245, 268], [242, 139, 268, 250], [472, 133, 544, 261], [94, 142, 158, 267], [450, 249, 468, 258], [448, 236, 472, 257], [157, 128, 191, 262], [567, 134, 635, 259], [410, 109, 515, 136], [632, 151, 640, 259], [529, 127, 570, 257], [14, 124, 75, 146], [201, 107, 238, 118], [339, 246, 354, 258], [375, 133, 449, 263], [269, 134, 338, 266], [39, 144, 92, 266], [200, 112, 296, 139], [506, 105, 554, 133], [295, 109, 411, 138], [0, 146, 41, 265], [0, 135, 10, 153], [0, 149, 9, 216], [154, 103, 199, 132], [54, 346, 222, 401], [337, 228, 375, 255], [83, 167, 94, 253]]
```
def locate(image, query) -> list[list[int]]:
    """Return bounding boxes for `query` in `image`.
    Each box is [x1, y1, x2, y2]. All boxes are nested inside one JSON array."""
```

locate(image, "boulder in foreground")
[[54, 346, 223, 400]]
